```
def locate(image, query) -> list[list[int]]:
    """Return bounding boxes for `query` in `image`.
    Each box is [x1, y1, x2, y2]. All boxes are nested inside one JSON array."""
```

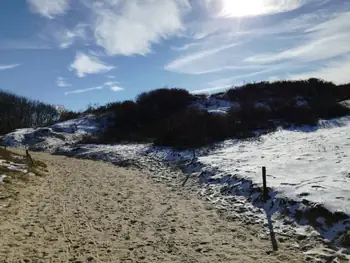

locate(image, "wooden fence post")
[[262, 166, 268, 202], [26, 149, 34, 165]]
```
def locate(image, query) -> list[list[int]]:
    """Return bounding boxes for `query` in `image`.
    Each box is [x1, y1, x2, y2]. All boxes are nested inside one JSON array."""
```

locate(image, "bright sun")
[[221, 0, 271, 17]]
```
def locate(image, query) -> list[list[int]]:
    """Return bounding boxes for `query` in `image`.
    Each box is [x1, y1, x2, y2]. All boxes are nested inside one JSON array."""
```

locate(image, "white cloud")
[[291, 56, 350, 85], [64, 86, 103, 96], [56, 77, 72, 87], [0, 64, 21, 70], [69, 52, 115, 77], [110, 86, 124, 92], [27, 0, 69, 19], [106, 75, 116, 79], [93, 0, 190, 55], [244, 12, 350, 64], [205, 0, 304, 18], [104, 81, 119, 86], [165, 5, 350, 86]]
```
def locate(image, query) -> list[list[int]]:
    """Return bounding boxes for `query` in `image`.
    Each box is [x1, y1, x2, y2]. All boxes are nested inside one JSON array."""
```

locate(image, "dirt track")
[[0, 150, 304, 262]]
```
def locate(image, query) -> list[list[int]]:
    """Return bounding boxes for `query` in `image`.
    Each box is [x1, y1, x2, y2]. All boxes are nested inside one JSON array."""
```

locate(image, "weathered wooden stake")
[[26, 149, 34, 165], [262, 166, 268, 202]]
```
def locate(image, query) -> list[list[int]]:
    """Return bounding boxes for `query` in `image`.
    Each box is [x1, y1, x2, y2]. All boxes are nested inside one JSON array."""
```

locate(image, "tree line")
[[0, 90, 59, 135]]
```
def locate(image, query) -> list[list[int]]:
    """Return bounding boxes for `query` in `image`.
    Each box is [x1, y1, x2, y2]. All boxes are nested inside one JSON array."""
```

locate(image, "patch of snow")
[[50, 114, 100, 134], [296, 99, 309, 107], [339, 100, 350, 109], [0, 174, 6, 184], [191, 97, 236, 114], [3, 114, 106, 152], [255, 102, 271, 111], [3, 128, 35, 146]]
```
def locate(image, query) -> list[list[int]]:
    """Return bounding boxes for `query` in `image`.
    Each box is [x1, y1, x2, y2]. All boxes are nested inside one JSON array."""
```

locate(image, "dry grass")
[[0, 147, 47, 208]]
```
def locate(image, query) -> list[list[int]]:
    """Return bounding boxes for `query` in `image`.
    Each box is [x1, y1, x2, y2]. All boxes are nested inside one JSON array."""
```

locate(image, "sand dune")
[[0, 150, 304, 262]]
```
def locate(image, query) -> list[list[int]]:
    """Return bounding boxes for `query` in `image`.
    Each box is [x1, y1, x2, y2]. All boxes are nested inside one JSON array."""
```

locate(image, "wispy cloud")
[[0, 40, 51, 50], [164, 1, 350, 87], [54, 24, 87, 49], [191, 86, 230, 94], [27, 0, 69, 19], [207, 0, 304, 18], [93, 0, 190, 56], [292, 56, 350, 85], [165, 42, 240, 74], [244, 12, 350, 64], [64, 80, 124, 95], [104, 81, 119, 86], [110, 86, 124, 92], [56, 77, 72, 87], [69, 52, 115, 78], [0, 64, 21, 70], [64, 86, 103, 96]]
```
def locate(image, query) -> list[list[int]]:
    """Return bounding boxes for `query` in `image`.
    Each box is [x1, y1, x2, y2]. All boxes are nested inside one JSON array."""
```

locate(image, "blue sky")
[[1, 0, 350, 110]]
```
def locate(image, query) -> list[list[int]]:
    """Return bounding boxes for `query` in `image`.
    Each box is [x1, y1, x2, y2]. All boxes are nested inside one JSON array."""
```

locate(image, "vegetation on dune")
[[87, 79, 350, 149], [0, 147, 48, 204], [0, 90, 59, 135], [3, 78, 350, 149]]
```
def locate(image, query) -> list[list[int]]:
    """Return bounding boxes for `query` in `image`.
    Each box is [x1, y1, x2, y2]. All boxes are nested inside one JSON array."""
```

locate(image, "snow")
[[191, 97, 236, 114], [3, 114, 105, 151], [0, 174, 6, 184], [198, 122, 350, 214], [51, 114, 100, 134]]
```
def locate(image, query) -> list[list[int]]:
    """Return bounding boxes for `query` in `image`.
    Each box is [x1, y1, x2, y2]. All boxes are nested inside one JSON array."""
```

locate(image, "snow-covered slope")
[[50, 114, 100, 134], [2, 114, 103, 152], [199, 116, 350, 215]]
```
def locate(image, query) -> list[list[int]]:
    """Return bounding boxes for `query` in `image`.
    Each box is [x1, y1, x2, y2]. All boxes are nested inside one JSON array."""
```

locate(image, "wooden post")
[[262, 166, 268, 202], [26, 149, 34, 165]]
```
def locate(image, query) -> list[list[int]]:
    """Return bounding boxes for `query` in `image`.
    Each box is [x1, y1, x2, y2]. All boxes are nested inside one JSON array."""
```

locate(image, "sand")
[[0, 150, 305, 262]]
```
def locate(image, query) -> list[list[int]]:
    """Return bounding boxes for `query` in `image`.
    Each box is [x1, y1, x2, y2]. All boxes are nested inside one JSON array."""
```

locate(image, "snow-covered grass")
[[0, 148, 46, 182], [2, 114, 105, 152], [0, 148, 47, 212], [198, 116, 350, 215]]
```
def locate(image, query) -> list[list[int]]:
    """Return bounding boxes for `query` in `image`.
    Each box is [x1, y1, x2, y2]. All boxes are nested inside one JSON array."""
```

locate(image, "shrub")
[[59, 110, 81, 122], [98, 80, 350, 149], [136, 88, 193, 123], [154, 109, 229, 149]]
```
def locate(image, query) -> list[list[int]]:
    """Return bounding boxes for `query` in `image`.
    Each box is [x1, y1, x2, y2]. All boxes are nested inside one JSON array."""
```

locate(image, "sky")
[[1, 0, 350, 110]]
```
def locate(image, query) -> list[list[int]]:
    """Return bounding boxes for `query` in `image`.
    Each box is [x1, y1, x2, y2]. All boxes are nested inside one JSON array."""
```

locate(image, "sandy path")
[[0, 150, 304, 263]]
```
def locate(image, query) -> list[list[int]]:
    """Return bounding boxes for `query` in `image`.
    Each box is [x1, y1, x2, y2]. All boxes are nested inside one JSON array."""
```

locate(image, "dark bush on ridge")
[[97, 80, 350, 149], [154, 109, 230, 149], [59, 110, 81, 122], [136, 88, 193, 121]]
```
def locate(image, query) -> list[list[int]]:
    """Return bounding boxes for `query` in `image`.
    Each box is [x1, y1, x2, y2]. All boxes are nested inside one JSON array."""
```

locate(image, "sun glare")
[[221, 0, 270, 17]]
